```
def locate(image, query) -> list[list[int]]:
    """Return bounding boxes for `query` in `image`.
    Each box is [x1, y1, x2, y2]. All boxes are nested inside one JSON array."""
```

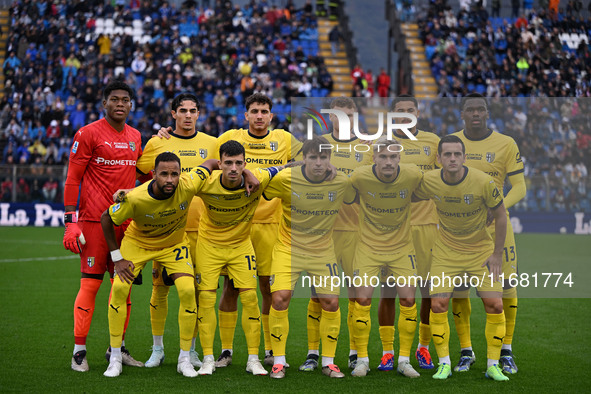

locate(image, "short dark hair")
[[460, 93, 488, 111], [389, 94, 417, 111], [329, 96, 356, 109], [171, 93, 200, 111], [219, 140, 245, 159], [154, 151, 181, 170], [103, 80, 134, 100], [302, 135, 331, 156], [245, 93, 273, 111], [438, 134, 465, 155]]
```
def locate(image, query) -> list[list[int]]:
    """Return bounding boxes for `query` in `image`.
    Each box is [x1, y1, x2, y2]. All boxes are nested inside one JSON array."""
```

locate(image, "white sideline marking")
[[0, 239, 59, 245], [0, 255, 78, 263]]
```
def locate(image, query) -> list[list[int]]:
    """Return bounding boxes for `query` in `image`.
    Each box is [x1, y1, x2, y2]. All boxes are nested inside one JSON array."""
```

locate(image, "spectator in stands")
[[329, 25, 342, 55], [41, 176, 58, 202]]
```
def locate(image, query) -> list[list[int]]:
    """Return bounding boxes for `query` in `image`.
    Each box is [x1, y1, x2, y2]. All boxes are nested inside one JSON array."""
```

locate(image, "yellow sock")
[[419, 322, 431, 347], [198, 291, 217, 356], [262, 314, 272, 352], [269, 306, 289, 357], [379, 326, 395, 353], [352, 302, 371, 358], [398, 304, 417, 357], [150, 285, 170, 336], [240, 289, 261, 355], [347, 300, 357, 351], [452, 295, 472, 348], [485, 312, 506, 360], [307, 299, 322, 351], [176, 276, 197, 351], [108, 279, 132, 348], [430, 311, 450, 359], [320, 308, 340, 358], [502, 297, 517, 345], [193, 288, 199, 339], [218, 310, 238, 351]]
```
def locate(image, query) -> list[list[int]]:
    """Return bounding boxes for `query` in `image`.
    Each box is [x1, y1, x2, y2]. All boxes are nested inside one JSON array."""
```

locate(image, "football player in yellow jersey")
[[348, 137, 422, 378], [414, 135, 509, 382], [450, 94, 526, 375], [136, 93, 218, 369], [101, 152, 214, 378], [301, 96, 372, 372], [266, 136, 355, 379], [195, 140, 287, 376], [214, 93, 302, 368], [376, 95, 440, 371]]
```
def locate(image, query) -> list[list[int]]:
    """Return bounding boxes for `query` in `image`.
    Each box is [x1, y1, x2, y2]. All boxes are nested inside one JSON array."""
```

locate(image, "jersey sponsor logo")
[[71, 141, 79, 154], [112, 203, 121, 213], [199, 148, 207, 159], [423, 146, 431, 156], [245, 157, 284, 165], [87, 257, 94, 267], [114, 142, 129, 149], [379, 192, 397, 198], [95, 157, 137, 166], [399, 189, 408, 199], [355, 152, 363, 162], [269, 141, 278, 151], [464, 194, 474, 205], [444, 197, 461, 203], [328, 191, 336, 202], [129, 141, 136, 152], [486, 152, 495, 163], [306, 192, 324, 200], [178, 150, 196, 157], [248, 143, 266, 150]]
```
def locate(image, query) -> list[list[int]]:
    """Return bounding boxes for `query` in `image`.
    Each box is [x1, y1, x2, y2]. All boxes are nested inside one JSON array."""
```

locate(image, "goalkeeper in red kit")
[[64, 80, 144, 372]]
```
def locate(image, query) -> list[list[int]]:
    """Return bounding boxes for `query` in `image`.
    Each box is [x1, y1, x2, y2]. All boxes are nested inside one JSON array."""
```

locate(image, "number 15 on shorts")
[[245, 255, 256, 271]]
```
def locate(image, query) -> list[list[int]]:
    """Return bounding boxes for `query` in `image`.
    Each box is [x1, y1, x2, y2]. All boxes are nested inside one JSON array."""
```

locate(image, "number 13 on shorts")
[[245, 255, 256, 271]]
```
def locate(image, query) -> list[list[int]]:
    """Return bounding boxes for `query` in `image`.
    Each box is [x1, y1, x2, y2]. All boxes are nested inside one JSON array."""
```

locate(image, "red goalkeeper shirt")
[[67, 118, 142, 221]]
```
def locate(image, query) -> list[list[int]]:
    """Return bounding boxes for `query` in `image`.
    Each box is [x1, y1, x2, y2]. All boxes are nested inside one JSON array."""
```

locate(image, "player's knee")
[[272, 290, 291, 311], [430, 298, 449, 313], [151, 284, 170, 300], [240, 289, 258, 307], [483, 298, 503, 314], [319, 296, 339, 312], [199, 290, 217, 309], [356, 297, 371, 307], [399, 297, 415, 308], [175, 276, 196, 304], [111, 280, 131, 299]]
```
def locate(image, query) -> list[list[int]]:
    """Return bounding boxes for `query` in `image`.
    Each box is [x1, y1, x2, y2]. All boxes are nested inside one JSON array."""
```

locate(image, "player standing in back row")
[[450, 94, 525, 375], [64, 80, 143, 372]]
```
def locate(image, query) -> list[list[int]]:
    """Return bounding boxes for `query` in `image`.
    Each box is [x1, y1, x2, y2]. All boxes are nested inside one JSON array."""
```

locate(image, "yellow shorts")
[[412, 224, 438, 280], [152, 231, 198, 286], [120, 237, 194, 280], [355, 242, 417, 283], [250, 222, 279, 277], [332, 230, 358, 277], [429, 241, 502, 296], [489, 216, 518, 281], [195, 239, 257, 291], [270, 244, 340, 296]]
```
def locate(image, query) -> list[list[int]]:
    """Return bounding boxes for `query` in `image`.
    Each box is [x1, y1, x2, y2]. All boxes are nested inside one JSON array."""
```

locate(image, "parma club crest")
[[328, 191, 336, 202], [199, 148, 207, 159], [269, 141, 278, 151], [399, 189, 408, 199], [269, 275, 275, 286], [129, 141, 136, 152], [486, 152, 495, 163], [355, 152, 363, 162], [464, 194, 474, 205], [179, 201, 188, 210], [87, 257, 95, 268], [423, 146, 431, 156], [195, 274, 201, 284]]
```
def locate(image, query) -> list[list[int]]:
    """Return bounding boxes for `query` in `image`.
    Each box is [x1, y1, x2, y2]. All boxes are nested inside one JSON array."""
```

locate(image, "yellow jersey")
[[415, 167, 504, 252], [351, 163, 423, 253], [108, 167, 210, 249], [197, 168, 273, 247], [451, 129, 524, 192], [136, 131, 218, 231], [396, 130, 440, 226], [319, 133, 373, 231], [263, 167, 355, 255], [217, 128, 303, 224]]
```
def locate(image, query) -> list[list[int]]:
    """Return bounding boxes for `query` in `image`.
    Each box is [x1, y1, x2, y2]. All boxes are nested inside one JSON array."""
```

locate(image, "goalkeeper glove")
[[63, 211, 86, 254]]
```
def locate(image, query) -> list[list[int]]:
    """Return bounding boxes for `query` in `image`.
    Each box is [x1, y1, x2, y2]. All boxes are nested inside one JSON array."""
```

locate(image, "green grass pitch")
[[0, 227, 589, 392]]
